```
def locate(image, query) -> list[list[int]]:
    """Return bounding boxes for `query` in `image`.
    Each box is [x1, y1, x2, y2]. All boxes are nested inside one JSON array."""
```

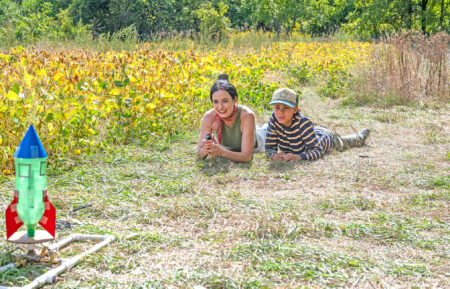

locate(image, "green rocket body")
[[5, 124, 56, 240], [15, 157, 47, 237]]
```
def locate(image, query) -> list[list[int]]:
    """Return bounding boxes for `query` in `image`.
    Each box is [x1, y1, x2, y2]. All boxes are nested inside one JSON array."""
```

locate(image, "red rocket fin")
[[5, 190, 23, 239], [39, 189, 56, 238]]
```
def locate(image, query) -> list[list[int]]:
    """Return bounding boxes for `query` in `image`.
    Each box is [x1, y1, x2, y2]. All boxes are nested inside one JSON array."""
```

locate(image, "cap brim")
[[270, 100, 296, 108]]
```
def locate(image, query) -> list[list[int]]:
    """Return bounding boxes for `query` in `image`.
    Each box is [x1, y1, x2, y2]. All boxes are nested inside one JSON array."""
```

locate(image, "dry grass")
[[0, 93, 448, 288], [349, 31, 449, 107]]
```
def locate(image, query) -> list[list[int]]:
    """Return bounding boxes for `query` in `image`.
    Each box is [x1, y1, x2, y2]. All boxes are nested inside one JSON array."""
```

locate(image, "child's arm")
[[265, 114, 280, 159]]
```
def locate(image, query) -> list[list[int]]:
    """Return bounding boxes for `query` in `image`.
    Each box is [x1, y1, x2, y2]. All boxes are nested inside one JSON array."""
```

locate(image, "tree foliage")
[[194, 2, 231, 42], [343, 0, 449, 39], [0, 0, 448, 43]]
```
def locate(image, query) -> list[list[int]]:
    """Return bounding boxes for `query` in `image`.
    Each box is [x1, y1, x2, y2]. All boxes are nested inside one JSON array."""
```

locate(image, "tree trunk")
[[440, 0, 447, 29], [407, 0, 413, 29], [291, 15, 297, 36], [421, 0, 429, 33]]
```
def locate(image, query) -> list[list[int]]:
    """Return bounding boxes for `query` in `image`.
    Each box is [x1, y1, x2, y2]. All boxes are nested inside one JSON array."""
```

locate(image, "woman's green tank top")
[[221, 105, 257, 152]]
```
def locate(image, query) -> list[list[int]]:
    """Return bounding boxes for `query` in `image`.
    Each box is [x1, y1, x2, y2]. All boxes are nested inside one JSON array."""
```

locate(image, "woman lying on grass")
[[266, 88, 370, 162], [196, 74, 266, 162]]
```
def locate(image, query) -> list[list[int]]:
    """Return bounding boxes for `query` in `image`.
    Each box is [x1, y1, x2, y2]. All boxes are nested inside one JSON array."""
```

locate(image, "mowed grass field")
[[0, 87, 448, 288]]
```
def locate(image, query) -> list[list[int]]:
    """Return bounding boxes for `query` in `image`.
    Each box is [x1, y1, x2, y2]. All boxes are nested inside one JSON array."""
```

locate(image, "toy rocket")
[[5, 125, 55, 240]]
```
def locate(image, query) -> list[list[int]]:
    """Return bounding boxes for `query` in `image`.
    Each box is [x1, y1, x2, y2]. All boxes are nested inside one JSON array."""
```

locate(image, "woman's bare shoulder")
[[240, 105, 255, 120], [202, 109, 217, 122]]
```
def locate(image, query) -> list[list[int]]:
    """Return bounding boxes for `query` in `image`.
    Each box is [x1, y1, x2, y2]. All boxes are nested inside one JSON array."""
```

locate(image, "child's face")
[[212, 90, 236, 119], [273, 103, 298, 127]]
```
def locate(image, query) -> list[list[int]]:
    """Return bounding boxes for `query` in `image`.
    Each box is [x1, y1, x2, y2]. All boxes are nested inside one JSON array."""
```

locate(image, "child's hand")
[[284, 153, 301, 162], [271, 153, 285, 161]]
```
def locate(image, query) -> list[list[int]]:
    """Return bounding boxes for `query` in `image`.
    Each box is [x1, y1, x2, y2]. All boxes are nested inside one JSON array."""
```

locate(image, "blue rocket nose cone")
[[13, 124, 48, 158]]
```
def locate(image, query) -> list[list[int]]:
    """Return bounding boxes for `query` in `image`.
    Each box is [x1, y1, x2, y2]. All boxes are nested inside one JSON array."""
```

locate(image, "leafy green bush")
[[193, 2, 231, 43]]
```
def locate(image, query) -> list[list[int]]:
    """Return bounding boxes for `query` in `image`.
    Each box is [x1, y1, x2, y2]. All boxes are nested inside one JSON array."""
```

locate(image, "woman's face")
[[273, 103, 298, 127], [212, 90, 236, 118]]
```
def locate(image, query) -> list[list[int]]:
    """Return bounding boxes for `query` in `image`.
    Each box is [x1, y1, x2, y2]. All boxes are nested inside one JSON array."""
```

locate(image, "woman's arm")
[[196, 110, 216, 159], [208, 107, 255, 163]]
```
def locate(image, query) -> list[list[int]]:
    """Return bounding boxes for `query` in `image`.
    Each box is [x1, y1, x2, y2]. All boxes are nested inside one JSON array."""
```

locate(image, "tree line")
[[0, 0, 448, 43]]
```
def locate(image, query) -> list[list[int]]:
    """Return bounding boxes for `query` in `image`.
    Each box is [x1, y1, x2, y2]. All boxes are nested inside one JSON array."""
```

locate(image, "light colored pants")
[[254, 123, 268, 153], [318, 126, 366, 152]]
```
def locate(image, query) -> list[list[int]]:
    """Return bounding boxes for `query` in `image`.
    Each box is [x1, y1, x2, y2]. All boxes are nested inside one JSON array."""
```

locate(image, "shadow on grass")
[[268, 161, 296, 172], [198, 157, 232, 176]]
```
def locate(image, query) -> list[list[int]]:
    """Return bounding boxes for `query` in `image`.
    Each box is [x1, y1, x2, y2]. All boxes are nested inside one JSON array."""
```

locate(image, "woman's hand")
[[198, 139, 213, 155], [198, 135, 223, 158], [200, 139, 212, 151], [208, 135, 223, 157]]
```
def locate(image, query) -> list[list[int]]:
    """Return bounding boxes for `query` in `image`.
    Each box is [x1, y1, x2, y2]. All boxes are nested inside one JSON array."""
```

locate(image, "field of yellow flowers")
[[0, 41, 371, 173]]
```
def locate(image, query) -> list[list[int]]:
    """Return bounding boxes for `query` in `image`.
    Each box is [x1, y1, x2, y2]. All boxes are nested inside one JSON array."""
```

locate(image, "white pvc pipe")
[[0, 263, 15, 273], [0, 234, 114, 289]]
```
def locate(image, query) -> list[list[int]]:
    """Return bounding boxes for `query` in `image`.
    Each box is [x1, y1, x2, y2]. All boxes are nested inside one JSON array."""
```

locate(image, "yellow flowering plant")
[[0, 40, 371, 173]]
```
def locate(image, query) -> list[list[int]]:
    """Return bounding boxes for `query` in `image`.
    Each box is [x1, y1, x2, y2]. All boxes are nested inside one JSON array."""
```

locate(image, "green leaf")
[[99, 81, 109, 89], [12, 84, 20, 94], [45, 113, 54, 122], [60, 128, 69, 137]]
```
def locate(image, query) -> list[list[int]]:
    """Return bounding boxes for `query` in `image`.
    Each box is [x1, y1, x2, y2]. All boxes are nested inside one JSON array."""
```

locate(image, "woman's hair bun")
[[218, 74, 229, 81], [210, 73, 237, 101]]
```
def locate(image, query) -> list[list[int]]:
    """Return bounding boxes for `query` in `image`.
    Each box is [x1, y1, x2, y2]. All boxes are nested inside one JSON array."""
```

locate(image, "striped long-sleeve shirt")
[[265, 113, 334, 161]]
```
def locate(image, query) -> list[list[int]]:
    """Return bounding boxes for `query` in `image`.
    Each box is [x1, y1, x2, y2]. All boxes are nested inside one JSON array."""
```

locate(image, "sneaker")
[[360, 129, 370, 143]]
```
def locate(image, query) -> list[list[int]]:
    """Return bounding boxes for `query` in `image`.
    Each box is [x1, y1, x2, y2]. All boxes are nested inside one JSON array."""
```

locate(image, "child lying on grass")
[[265, 88, 370, 162]]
